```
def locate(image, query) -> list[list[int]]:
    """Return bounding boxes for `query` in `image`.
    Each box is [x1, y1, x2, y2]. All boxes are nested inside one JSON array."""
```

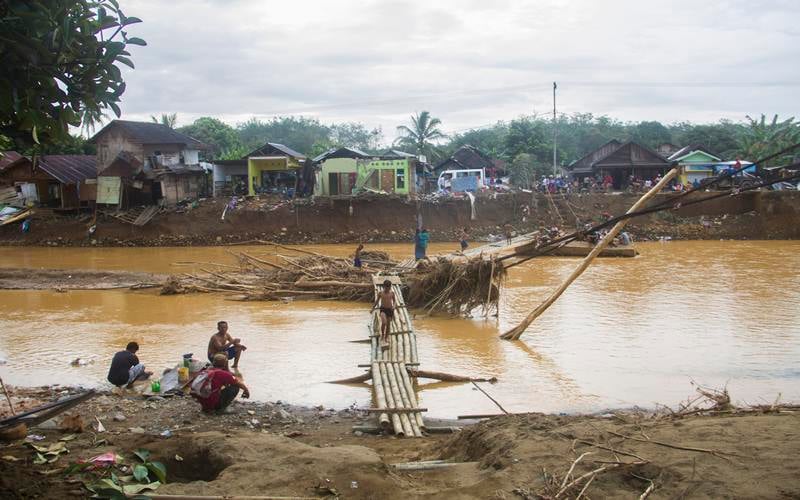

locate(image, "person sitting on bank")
[[107, 342, 152, 389], [195, 354, 250, 413], [207, 321, 247, 369]]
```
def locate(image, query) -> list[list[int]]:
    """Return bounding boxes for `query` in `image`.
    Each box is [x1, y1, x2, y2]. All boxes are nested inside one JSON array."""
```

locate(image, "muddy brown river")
[[0, 241, 798, 418]]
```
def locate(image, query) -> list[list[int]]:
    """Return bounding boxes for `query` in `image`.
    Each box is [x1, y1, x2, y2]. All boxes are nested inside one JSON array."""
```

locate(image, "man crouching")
[[194, 354, 250, 413]]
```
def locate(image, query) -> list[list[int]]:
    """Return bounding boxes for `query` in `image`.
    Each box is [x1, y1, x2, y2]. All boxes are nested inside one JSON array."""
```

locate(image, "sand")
[[0, 386, 798, 498]]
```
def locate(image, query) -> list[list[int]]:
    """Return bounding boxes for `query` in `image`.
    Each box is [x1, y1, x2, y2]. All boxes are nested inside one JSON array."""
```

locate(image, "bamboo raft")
[[368, 274, 426, 437]]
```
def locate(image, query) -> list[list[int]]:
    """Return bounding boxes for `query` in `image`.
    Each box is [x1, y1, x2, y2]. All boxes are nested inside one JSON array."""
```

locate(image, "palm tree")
[[151, 113, 178, 129], [738, 114, 800, 166], [394, 111, 446, 161]]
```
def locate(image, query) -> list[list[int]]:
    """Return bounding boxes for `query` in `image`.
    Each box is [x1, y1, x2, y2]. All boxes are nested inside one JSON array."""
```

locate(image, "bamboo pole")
[[370, 362, 390, 429], [407, 369, 496, 383], [384, 362, 414, 436], [398, 362, 426, 430], [500, 168, 678, 340], [378, 362, 404, 435], [392, 362, 421, 436], [327, 371, 372, 384]]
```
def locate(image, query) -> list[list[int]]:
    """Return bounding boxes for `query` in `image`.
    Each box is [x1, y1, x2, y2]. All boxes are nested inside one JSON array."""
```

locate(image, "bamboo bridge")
[[366, 274, 426, 437]]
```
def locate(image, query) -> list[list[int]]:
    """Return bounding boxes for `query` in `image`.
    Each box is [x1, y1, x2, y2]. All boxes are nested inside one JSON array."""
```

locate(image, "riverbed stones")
[[113, 413, 126, 422]]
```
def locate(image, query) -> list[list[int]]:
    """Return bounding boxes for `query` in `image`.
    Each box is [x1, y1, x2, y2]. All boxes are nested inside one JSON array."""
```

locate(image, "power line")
[[251, 80, 800, 116]]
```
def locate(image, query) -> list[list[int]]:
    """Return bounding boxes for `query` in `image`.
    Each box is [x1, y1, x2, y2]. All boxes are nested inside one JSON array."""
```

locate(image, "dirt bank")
[[1, 191, 798, 247], [1, 386, 798, 498]]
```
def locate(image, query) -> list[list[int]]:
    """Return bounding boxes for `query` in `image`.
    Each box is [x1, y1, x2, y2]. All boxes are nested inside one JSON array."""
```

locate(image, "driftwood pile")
[[160, 248, 505, 314], [405, 256, 505, 315], [162, 250, 376, 302]]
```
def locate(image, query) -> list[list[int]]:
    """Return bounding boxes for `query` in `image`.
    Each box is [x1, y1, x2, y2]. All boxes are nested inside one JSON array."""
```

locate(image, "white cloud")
[[117, 0, 800, 139]]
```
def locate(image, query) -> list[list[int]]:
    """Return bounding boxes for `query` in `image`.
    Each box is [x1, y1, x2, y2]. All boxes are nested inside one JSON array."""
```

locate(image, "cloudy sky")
[[117, 0, 800, 139]]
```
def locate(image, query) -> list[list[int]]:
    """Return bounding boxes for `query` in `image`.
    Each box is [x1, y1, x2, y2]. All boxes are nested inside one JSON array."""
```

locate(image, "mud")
[[1, 191, 798, 247], [1, 385, 798, 499], [0, 268, 164, 290]]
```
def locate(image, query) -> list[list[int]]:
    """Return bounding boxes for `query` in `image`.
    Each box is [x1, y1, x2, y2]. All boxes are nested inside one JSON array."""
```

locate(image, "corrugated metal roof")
[[312, 146, 370, 163], [0, 151, 24, 170], [246, 142, 307, 159], [38, 155, 97, 184], [90, 120, 208, 149]]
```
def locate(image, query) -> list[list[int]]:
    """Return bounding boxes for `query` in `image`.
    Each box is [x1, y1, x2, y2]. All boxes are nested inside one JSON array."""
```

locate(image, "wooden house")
[[566, 140, 672, 188], [0, 153, 96, 209], [90, 120, 210, 207], [434, 145, 494, 176]]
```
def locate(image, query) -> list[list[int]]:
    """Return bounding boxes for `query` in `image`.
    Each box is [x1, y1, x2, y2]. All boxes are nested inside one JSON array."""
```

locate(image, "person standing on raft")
[[207, 321, 247, 369], [373, 280, 396, 349]]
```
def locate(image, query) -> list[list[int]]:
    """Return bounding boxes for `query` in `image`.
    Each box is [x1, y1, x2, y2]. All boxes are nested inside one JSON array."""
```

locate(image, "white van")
[[437, 168, 486, 191]]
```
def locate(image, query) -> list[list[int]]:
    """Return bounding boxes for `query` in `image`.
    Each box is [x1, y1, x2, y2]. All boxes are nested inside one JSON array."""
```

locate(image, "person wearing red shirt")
[[195, 354, 250, 412]]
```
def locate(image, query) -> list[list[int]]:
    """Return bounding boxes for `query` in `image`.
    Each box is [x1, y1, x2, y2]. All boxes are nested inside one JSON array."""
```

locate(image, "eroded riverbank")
[[1, 385, 798, 499]]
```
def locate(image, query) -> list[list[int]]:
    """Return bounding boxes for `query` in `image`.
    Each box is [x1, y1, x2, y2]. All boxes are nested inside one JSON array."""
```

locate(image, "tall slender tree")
[[394, 111, 446, 161], [151, 113, 178, 129]]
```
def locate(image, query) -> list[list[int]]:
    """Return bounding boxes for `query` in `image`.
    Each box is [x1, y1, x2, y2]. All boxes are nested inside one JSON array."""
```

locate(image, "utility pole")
[[552, 81, 557, 176]]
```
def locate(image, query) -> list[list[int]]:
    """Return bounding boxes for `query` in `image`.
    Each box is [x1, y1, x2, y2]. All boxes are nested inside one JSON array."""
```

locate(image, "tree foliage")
[[738, 114, 800, 167], [177, 117, 240, 158], [394, 111, 446, 161], [0, 0, 145, 148], [151, 113, 177, 129]]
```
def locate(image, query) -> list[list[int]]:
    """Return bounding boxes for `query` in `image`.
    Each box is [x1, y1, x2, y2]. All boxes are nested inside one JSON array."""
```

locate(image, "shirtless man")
[[373, 280, 395, 349], [207, 321, 247, 369]]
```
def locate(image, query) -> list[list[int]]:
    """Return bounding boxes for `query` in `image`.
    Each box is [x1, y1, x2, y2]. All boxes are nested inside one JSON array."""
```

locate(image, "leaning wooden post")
[[500, 168, 678, 340]]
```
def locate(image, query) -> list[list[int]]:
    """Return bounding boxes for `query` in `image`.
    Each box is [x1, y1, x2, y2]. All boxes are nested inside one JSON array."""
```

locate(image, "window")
[[396, 168, 405, 189]]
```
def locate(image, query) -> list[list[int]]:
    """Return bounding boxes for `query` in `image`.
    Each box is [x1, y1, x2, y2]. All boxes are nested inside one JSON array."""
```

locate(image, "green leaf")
[[133, 449, 150, 463], [32, 125, 40, 144], [126, 37, 147, 46], [109, 101, 121, 118], [123, 481, 160, 495], [116, 56, 135, 69], [146, 461, 167, 484], [122, 16, 143, 26], [33, 453, 47, 465], [63, 461, 93, 475], [133, 464, 149, 482]]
